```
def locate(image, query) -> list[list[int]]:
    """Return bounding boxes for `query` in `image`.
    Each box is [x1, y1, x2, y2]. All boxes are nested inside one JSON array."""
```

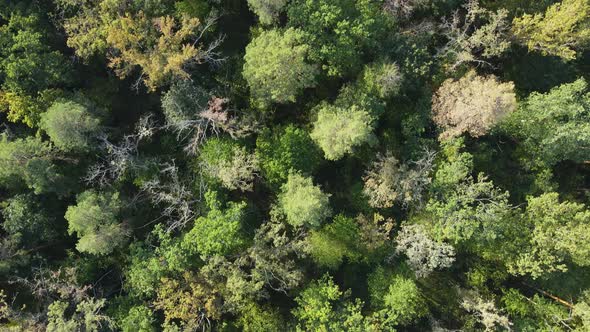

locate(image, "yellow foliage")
[[106, 13, 202, 91], [512, 0, 590, 60]]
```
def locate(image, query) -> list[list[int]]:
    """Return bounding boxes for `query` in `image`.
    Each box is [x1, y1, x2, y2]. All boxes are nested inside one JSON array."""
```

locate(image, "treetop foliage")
[[3, 0, 590, 330]]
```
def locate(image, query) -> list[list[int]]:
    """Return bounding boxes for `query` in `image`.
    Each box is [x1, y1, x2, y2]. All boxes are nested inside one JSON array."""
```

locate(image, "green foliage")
[[287, 0, 391, 77], [0, 134, 67, 194], [381, 276, 427, 326], [236, 302, 284, 332], [247, 0, 288, 25], [2, 193, 55, 246], [292, 274, 372, 331], [307, 215, 361, 269], [310, 104, 375, 160], [0, 12, 71, 126], [502, 78, 590, 167], [65, 190, 127, 256], [120, 305, 155, 332], [278, 173, 332, 228], [243, 28, 318, 108], [510, 193, 590, 278], [41, 100, 102, 152], [182, 190, 247, 257], [512, 0, 590, 60], [255, 124, 322, 186]]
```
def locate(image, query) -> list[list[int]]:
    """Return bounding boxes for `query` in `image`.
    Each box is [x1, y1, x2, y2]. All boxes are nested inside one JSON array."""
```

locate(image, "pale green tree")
[[247, 0, 288, 25], [310, 104, 375, 160], [40, 100, 101, 152], [65, 190, 127, 255], [243, 28, 318, 108], [278, 173, 332, 228]]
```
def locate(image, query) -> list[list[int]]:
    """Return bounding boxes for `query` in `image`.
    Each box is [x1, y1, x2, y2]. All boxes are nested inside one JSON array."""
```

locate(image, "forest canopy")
[[2, 0, 590, 331]]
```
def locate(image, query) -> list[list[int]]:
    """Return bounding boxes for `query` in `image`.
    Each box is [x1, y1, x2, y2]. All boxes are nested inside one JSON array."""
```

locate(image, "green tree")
[[65, 190, 127, 256], [287, 0, 390, 77], [502, 78, 590, 167], [237, 302, 284, 332], [307, 215, 361, 269], [182, 191, 247, 257], [2, 193, 56, 246], [278, 173, 332, 228], [243, 28, 318, 108], [512, 0, 590, 60], [292, 274, 372, 331], [310, 104, 375, 160], [247, 0, 288, 25], [381, 276, 427, 326], [509, 193, 590, 278], [0, 12, 71, 126], [120, 305, 155, 332], [40, 100, 102, 152], [0, 134, 67, 194], [255, 124, 322, 186]]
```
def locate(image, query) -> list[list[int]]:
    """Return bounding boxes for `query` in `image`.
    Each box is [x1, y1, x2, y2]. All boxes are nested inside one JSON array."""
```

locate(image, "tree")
[[277, 173, 332, 228], [292, 274, 372, 331], [381, 276, 427, 326], [310, 104, 375, 160], [65, 190, 127, 255], [237, 302, 285, 332], [106, 13, 221, 90], [0, 12, 71, 126], [247, 0, 288, 25], [432, 70, 516, 140], [40, 100, 102, 152], [287, 0, 390, 77], [363, 151, 435, 209], [509, 193, 590, 278], [501, 78, 590, 167], [0, 134, 67, 194], [367, 267, 427, 326], [255, 124, 322, 186], [199, 138, 259, 191], [395, 224, 455, 278], [153, 272, 222, 331], [2, 193, 56, 247], [243, 28, 317, 108], [437, 0, 511, 71], [360, 61, 403, 99], [182, 191, 247, 257], [120, 305, 155, 332], [307, 215, 361, 269], [461, 290, 511, 331], [512, 0, 590, 60], [47, 298, 113, 332]]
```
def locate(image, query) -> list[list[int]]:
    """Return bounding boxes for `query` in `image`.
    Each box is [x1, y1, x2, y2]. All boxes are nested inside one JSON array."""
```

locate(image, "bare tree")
[[85, 115, 157, 186], [140, 161, 203, 232], [437, 0, 510, 72], [363, 149, 436, 209]]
